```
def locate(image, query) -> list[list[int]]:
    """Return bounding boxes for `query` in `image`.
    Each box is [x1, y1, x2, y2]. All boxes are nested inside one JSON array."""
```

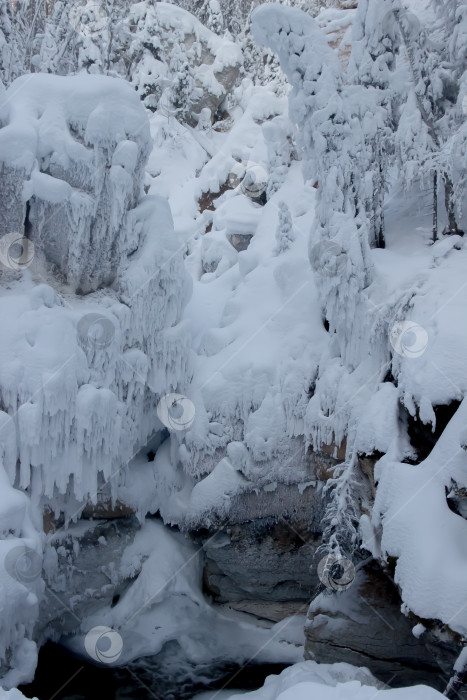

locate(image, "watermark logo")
[[69, 1, 108, 38], [317, 552, 355, 592], [157, 393, 195, 431], [390, 321, 428, 359], [84, 626, 123, 665], [0, 233, 35, 271], [230, 19, 242, 36], [4, 545, 42, 584], [77, 313, 115, 349], [310, 240, 347, 277]]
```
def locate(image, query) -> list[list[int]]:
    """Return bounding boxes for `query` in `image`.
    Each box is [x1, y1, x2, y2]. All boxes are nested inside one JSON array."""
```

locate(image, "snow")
[[153, 3, 242, 69], [0, 445, 42, 686], [1, 0, 467, 694], [0, 72, 192, 685], [64, 519, 307, 669], [0, 691, 36, 700], [372, 398, 467, 637], [0, 192, 191, 508], [191, 661, 443, 700], [0, 73, 151, 293]]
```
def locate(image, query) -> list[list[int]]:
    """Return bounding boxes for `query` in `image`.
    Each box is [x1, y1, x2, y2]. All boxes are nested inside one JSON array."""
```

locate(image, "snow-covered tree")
[[253, 3, 375, 364], [347, 0, 399, 248], [317, 449, 367, 562], [274, 201, 295, 254], [263, 116, 294, 198], [0, 0, 45, 84], [171, 60, 196, 122], [390, 0, 464, 237], [206, 0, 224, 34], [126, 3, 165, 110]]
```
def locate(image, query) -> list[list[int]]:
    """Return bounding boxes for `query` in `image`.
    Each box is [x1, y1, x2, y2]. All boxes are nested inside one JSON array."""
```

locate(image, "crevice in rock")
[[406, 400, 461, 464]]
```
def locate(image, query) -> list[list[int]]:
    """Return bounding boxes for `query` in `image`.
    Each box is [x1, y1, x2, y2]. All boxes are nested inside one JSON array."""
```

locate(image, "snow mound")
[[192, 660, 443, 700]]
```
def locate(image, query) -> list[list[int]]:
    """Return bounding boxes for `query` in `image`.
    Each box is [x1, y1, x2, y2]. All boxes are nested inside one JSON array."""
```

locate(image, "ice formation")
[[0, 73, 192, 681]]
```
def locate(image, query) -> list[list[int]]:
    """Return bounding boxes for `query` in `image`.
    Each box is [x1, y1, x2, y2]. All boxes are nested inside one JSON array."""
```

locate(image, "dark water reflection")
[[20, 641, 289, 699]]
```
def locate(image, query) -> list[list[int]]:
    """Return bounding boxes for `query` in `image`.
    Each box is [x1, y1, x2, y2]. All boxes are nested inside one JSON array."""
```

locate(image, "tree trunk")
[[433, 171, 438, 243], [444, 173, 462, 235], [376, 160, 385, 249]]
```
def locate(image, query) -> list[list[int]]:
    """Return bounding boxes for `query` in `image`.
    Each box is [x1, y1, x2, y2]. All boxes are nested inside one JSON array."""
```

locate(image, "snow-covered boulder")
[[0, 74, 151, 293], [128, 2, 242, 123]]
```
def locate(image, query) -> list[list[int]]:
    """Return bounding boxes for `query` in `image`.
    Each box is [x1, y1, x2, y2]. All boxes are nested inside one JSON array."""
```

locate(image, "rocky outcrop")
[[190, 481, 326, 622], [39, 517, 140, 641], [128, 2, 242, 125], [304, 563, 464, 695], [36, 440, 464, 696]]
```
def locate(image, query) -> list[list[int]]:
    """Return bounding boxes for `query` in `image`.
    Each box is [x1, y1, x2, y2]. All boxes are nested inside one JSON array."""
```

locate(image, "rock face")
[[304, 564, 463, 694], [38, 475, 464, 696], [190, 482, 327, 622], [40, 517, 140, 641], [128, 2, 242, 125]]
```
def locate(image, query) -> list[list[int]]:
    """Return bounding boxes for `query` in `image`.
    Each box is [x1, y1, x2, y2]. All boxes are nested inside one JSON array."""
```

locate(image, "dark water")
[[20, 641, 289, 699]]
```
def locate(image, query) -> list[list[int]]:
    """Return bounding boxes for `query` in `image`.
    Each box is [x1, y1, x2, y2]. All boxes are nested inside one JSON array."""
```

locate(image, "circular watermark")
[[310, 240, 347, 276], [69, 1, 108, 38], [390, 321, 428, 359], [4, 545, 42, 584], [157, 393, 196, 431], [0, 233, 35, 271], [228, 161, 268, 199], [230, 19, 242, 36], [84, 626, 123, 665], [317, 553, 355, 592], [77, 313, 115, 349]]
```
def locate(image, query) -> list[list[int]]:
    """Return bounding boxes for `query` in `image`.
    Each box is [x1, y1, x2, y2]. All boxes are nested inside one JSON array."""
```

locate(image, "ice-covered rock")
[[0, 72, 192, 684], [0, 74, 152, 294]]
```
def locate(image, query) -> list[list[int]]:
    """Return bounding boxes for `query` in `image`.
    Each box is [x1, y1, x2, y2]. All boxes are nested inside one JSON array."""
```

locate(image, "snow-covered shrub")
[[263, 116, 294, 198], [274, 201, 295, 254]]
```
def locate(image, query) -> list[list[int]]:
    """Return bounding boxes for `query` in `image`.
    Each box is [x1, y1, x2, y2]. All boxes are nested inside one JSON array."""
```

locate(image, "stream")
[[20, 642, 289, 699]]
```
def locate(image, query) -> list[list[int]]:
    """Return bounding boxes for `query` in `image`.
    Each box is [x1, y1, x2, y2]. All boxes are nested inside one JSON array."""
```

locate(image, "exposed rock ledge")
[[305, 563, 464, 695]]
